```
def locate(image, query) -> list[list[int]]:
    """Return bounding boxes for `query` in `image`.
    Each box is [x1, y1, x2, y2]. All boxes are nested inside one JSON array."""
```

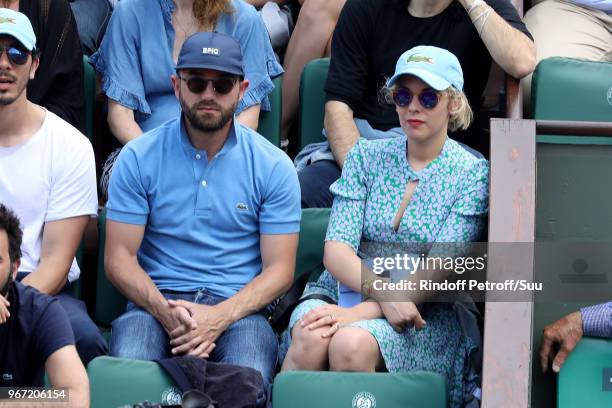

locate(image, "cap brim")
[[0, 30, 35, 51], [175, 63, 244, 77], [387, 68, 450, 91]]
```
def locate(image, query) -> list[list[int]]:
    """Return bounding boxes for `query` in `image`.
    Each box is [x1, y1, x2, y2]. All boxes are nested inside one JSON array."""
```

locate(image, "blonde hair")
[[382, 82, 473, 132], [446, 87, 473, 132], [193, 0, 234, 29]]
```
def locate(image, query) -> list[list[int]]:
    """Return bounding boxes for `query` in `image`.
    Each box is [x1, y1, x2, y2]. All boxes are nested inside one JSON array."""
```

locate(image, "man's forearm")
[[461, 0, 536, 78], [22, 263, 68, 296], [324, 101, 360, 168], [105, 255, 168, 320], [217, 266, 292, 324]]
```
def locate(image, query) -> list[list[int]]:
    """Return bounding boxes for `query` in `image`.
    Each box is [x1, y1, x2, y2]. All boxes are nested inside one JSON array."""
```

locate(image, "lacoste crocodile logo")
[[0, 17, 17, 24], [407, 54, 434, 64]]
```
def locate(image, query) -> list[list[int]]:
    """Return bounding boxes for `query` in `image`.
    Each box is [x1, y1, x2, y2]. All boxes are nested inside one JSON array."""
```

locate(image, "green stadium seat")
[[94, 208, 127, 327], [529, 57, 612, 407], [558, 337, 612, 407], [294, 208, 330, 281], [88, 356, 179, 408], [532, 57, 612, 126], [257, 76, 282, 147], [83, 55, 95, 142], [272, 371, 447, 408], [298, 58, 329, 150]]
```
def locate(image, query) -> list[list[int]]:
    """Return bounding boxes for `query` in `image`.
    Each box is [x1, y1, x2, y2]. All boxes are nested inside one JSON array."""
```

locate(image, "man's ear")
[[10, 259, 19, 280], [238, 79, 250, 101], [29, 55, 39, 80], [171, 74, 180, 99]]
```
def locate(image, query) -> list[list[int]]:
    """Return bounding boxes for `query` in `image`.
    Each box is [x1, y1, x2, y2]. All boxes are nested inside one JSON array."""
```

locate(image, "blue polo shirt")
[[106, 118, 301, 298]]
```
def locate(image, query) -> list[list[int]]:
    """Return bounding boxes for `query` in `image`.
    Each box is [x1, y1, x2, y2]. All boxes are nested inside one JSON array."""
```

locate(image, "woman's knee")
[[288, 323, 332, 361], [328, 328, 380, 371]]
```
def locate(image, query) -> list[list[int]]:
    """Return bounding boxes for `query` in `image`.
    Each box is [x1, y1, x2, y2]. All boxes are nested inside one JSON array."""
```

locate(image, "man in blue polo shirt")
[[104, 32, 300, 386]]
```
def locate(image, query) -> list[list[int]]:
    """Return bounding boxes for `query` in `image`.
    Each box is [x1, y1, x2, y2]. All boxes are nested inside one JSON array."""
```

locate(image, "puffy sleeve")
[[89, 0, 151, 116], [230, 4, 284, 114], [435, 159, 489, 243], [325, 141, 369, 252]]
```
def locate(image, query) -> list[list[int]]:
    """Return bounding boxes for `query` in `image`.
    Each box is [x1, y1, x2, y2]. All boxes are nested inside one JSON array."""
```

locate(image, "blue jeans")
[[110, 289, 278, 386]]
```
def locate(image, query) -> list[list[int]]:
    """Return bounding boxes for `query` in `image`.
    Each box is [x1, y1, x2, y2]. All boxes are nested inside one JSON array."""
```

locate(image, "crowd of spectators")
[[0, 0, 610, 407]]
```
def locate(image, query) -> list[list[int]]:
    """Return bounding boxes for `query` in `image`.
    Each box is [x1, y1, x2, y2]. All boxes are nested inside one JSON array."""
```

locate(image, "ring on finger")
[[329, 313, 335, 321]]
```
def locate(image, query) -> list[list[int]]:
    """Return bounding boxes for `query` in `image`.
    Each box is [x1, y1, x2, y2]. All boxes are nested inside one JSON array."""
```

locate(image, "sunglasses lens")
[[419, 90, 439, 109], [212, 78, 235, 94], [7, 47, 28, 65], [392, 89, 412, 107], [185, 77, 235, 94], [186, 77, 207, 93]]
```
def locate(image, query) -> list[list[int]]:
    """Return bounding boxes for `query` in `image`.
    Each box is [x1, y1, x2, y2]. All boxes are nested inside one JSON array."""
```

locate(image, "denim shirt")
[[90, 0, 283, 132]]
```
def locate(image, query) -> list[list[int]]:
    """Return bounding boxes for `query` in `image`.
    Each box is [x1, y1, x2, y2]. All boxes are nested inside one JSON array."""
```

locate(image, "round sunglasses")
[[0, 45, 30, 65], [392, 88, 441, 109], [179, 75, 238, 95]]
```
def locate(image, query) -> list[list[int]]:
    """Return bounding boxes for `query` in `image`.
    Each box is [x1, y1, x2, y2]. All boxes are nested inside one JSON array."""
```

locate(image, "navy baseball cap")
[[176, 32, 244, 77]]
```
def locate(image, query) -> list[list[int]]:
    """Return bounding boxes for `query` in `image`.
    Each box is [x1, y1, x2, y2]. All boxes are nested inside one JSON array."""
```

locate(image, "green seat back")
[[298, 58, 330, 150], [83, 55, 95, 142], [257, 76, 282, 147], [273, 371, 447, 408], [558, 337, 612, 407], [295, 208, 330, 281], [88, 356, 178, 408], [532, 57, 612, 126], [530, 57, 612, 407], [94, 208, 127, 327]]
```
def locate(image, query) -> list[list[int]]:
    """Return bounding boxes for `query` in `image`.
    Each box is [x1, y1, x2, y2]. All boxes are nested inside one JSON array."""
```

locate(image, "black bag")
[[268, 266, 336, 333], [156, 356, 269, 408], [128, 390, 217, 408]]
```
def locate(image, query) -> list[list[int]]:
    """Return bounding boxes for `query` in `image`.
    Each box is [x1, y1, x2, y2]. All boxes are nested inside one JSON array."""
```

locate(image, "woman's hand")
[[300, 304, 360, 338], [379, 302, 426, 332]]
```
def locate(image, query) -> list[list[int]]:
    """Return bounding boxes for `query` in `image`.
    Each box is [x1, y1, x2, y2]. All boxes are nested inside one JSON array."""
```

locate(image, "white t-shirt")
[[0, 110, 98, 282]]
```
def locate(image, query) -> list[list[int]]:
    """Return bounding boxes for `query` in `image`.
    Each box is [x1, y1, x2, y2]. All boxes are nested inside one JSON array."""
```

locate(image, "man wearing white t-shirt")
[[0, 8, 107, 365]]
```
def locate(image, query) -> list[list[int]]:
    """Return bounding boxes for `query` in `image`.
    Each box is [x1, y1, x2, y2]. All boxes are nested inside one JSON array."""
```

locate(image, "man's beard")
[[0, 73, 25, 106], [181, 96, 237, 133], [0, 267, 13, 298]]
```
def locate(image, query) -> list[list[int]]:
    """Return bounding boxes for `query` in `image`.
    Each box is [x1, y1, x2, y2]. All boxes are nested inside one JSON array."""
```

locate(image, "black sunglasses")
[[392, 88, 441, 109], [0, 45, 30, 65], [179, 75, 238, 95]]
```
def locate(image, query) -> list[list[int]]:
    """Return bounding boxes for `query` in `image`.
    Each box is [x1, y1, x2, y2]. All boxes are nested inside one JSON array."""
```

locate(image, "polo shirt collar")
[[178, 115, 239, 159]]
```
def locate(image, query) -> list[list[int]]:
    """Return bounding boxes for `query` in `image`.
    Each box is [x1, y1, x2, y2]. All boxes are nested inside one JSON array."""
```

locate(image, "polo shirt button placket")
[[195, 154, 201, 160], [201, 180, 207, 187]]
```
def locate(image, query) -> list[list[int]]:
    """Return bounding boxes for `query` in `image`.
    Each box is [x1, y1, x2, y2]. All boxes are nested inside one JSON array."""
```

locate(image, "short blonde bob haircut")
[[382, 82, 473, 132]]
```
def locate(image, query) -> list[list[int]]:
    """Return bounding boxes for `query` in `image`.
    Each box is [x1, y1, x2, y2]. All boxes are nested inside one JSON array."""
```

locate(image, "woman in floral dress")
[[280, 46, 489, 408]]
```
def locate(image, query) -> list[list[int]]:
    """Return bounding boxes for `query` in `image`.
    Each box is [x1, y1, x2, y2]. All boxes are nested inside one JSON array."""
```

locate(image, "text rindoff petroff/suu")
[[373, 279, 543, 292]]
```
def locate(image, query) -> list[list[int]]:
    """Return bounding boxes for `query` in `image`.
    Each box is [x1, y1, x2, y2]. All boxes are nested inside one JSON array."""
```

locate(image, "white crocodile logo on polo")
[[161, 387, 182, 405], [352, 391, 376, 408]]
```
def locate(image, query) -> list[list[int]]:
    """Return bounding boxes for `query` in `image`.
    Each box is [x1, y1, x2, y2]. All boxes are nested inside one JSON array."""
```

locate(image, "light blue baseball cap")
[[0, 8, 37, 51], [387, 45, 464, 91]]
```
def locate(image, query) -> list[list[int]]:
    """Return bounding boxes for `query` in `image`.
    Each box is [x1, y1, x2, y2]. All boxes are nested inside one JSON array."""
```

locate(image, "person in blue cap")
[[104, 32, 300, 388], [280, 46, 488, 408], [0, 7, 107, 368]]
